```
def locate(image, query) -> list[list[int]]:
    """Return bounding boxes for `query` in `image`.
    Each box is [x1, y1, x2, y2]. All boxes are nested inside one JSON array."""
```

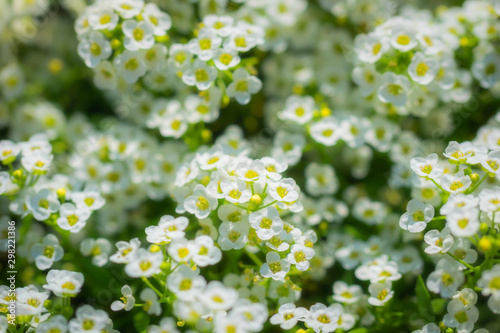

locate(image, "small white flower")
[[57, 203, 91, 233], [182, 59, 217, 91], [113, 50, 147, 84], [305, 303, 340, 332], [368, 281, 394, 306], [124, 248, 163, 277], [446, 208, 480, 238], [140, 288, 162, 316], [43, 269, 84, 297], [377, 72, 411, 107], [77, 31, 112, 68], [122, 19, 155, 51], [30, 234, 64, 270], [145, 215, 188, 244], [142, 3, 171, 36], [184, 184, 218, 219], [268, 178, 299, 203], [226, 68, 262, 105], [410, 153, 444, 179], [192, 235, 222, 267], [111, 285, 135, 311], [408, 52, 439, 85], [427, 259, 464, 298], [249, 206, 283, 240], [399, 199, 434, 233], [440, 171, 472, 194], [188, 28, 222, 61], [213, 47, 240, 70], [260, 251, 290, 280], [218, 221, 249, 250], [270, 303, 308, 330], [424, 227, 454, 254], [69, 305, 109, 332], [26, 188, 60, 221], [80, 238, 112, 267], [201, 281, 238, 311], [287, 244, 314, 271]]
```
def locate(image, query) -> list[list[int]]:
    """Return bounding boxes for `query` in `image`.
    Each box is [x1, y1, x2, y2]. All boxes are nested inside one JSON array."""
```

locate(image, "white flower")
[[111, 285, 135, 311], [140, 288, 162, 316], [142, 3, 171, 36], [213, 47, 240, 70], [332, 281, 362, 304], [305, 303, 340, 333], [218, 221, 249, 250], [287, 244, 314, 271], [271, 131, 305, 166], [413, 323, 440, 333], [191, 235, 222, 267], [472, 52, 500, 88], [0, 64, 24, 100], [424, 227, 454, 254], [36, 315, 67, 333], [114, 50, 147, 83], [377, 72, 411, 107], [408, 52, 439, 85], [442, 299, 479, 333], [26, 188, 60, 221], [427, 259, 464, 298], [226, 68, 262, 105], [112, 0, 143, 18], [88, 6, 119, 31], [93, 60, 118, 90], [21, 150, 53, 175], [399, 199, 434, 233], [268, 178, 299, 203], [77, 31, 112, 68], [202, 281, 238, 311], [440, 171, 472, 194], [279, 95, 315, 124], [260, 251, 290, 280], [69, 305, 109, 333], [443, 141, 487, 164], [270, 303, 308, 330], [188, 28, 222, 61], [249, 206, 283, 240], [182, 59, 217, 91], [352, 64, 380, 97], [0, 140, 20, 165], [71, 184, 105, 211], [446, 208, 480, 237], [354, 33, 390, 63], [145, 215, 188, 244], [122, 20, 155, 51], [441, 194, 479, 215], [124, 248, 163, 277], [167, 265, 206, 301], [368, 281, 394, 306], [390, 25, 417, 51], [305, 163, 338, 196], [479, 188, 500, 213], [57, 203, 91, 233], [43, 269, 84, 297], [167, 239, 196, 263], [109, 238, 141, 264], [184, 184, 218, 219], [80, 238, 112, 266], [148, 318, 180, 333], [30, 234, 64, 270], [410, 153, 444, 179], [203, 15, 234, 37], [480, 150, 500, 175]]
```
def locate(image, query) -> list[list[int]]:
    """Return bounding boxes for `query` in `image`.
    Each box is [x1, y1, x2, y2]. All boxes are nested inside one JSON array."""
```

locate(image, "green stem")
[[141, 277, 163, 297], [468, 174, 488, 193], [430, 178, 446, 192], [447, 252, 474, 270], [246, 250, 263, 266]]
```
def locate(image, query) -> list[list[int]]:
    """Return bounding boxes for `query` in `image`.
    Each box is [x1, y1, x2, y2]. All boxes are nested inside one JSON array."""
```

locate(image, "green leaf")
[[133, 311, 150, 333], [415, 275, 434, 321]]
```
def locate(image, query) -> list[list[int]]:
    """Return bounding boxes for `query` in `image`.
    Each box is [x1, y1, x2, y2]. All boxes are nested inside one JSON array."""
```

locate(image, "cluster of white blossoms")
[[170, 135, 320, 280], [3, 0, 500, 332], [0, 133, 103, 233], [390, 112, 500, 332], [352, 1, 500, 117]]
